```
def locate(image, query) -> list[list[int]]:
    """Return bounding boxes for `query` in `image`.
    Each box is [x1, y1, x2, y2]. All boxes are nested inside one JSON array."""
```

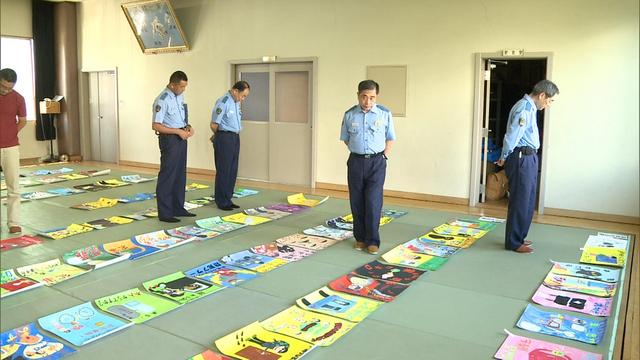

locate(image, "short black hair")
[[531, 80, 559, 97], [358, 80, 379, 94], [169, 70, 188, 84], [232, 80, 250, 91], [0, 68, 18, 83]]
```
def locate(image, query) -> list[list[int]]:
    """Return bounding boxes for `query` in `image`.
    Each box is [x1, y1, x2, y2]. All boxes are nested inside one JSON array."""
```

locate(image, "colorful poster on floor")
[[185, 260, 258, 287], [516, 304, 607, 345], [296, 286, 382, 322], [102, 238, 160, 260], [250, 242, 315, 262], [196, 216, 247, 233], [166, 225, 220, 240], [244, 206, 291, 220], [1, 269, 44, 298], [143, 272, 224, 304], [418, 232, 476, 248], [215, 321, 315, 360], [579, 234, 628, 267], [0, 235, 43, 252], [381, 245, 448, 271], [328, 273, 408, 302], [543, 273, 616, 298], [494, 331, 602, 360], [266, 203, 309, 214], [16, 259, 89, 286], [550, 261, 620, 283], [287, 193, 328, 207], [222, 212, 272, 226], [95, 287, 181, 324], [262, 306, 356, 346], [133, 230, 194, 250], [353, 260, 425, 284], [531, 284, 613, 317], [276, 233, 338, 250], [62, 245, 130, 270], [432, 223, 488, 238], [0, 322, 76, 359], [38, 302, 133, 346], [326, 216, 353, 230], [402, 238, 459, 258], [221, 250, 289, 273], [303, 225, 353, 241]]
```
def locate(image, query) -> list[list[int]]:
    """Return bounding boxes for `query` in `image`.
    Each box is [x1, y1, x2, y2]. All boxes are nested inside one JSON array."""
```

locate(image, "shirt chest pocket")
[[348, 125, 360, 134], [368, 122, 383, 133]]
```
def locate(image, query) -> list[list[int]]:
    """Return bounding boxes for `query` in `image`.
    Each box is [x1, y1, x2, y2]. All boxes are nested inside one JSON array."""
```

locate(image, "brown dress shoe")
[[514, 244, 534, 253], [9, 226, 22, 234], [354, 241, 366, 251], [367, 245, 379, 255], [524, 240, 533, 245]]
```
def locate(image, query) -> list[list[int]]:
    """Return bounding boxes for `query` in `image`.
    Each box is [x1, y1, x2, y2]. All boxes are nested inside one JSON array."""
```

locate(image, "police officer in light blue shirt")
[[497, 80, 559, 253], [210, 81, 250, 210], [152, 71, 195, 223], [340, 80, 396, 255]]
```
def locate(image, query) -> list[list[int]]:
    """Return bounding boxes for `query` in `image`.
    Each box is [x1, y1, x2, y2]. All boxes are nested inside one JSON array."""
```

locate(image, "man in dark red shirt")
[[0, 68, 27, 234]]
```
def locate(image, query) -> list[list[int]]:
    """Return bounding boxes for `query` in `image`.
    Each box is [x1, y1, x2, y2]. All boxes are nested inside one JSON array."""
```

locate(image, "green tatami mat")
[[1, 164, 632, 359]]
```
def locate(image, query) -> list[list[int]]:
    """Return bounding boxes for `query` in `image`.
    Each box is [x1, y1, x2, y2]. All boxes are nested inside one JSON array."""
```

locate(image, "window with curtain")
[[0, 36, 36, 120]]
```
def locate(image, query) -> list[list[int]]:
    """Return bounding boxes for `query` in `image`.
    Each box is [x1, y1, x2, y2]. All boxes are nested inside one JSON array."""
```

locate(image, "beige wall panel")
[[367, 65, 407, 117]]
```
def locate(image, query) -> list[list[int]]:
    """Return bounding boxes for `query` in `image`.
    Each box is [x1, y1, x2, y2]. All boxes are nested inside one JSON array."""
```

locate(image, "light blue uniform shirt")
[[500, 94, 539, 160], [152, 88, 187, 128], [340, 104, 396, 154], [211, 92, 242, 133]]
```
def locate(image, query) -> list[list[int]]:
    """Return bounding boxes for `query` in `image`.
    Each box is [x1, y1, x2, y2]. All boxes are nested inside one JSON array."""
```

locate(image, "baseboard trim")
[[315, 182, 469, 205], [544, 207, 640, 225], [118, 160, 159, 170], [118, 160, 216, 177]]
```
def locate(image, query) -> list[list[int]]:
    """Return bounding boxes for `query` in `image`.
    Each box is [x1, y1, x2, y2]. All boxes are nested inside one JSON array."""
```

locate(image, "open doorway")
[[470, 53, 553, 213]]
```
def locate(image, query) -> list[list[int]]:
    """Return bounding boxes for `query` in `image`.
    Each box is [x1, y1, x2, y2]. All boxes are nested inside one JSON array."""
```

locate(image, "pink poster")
[[532, 284, 612, 317], [495, 331, 602, 360]]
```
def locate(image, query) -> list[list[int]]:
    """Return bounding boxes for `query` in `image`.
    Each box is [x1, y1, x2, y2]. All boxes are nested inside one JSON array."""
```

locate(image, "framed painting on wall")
[[121, 0, 189, 54]]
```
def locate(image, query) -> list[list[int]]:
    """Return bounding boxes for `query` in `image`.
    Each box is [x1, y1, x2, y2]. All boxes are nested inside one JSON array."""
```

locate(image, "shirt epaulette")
[[221, 96, 229, 103], [524, 102, 533, 111], [345, 105, 359, 114], [376, 104, 390, 113], [159, 92, 168, 100]]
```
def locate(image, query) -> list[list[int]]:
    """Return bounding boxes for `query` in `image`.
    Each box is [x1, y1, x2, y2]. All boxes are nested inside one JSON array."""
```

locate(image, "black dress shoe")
[[230, 203, 240, 209], [176, 212, 197, 217], [159, 217, 180, 223], [218, 206, 234, 211]]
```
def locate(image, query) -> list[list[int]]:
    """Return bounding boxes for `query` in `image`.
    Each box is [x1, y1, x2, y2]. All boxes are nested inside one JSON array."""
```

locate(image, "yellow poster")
[[222, 213, 272, 226], [262, 306, 356, 347], [287, 193, 329, 207], [215, 321, 315, 359]]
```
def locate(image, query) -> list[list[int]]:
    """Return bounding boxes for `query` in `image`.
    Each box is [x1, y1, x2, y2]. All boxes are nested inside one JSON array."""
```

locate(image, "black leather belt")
[[217, 130, 238, 134], [516, 146, 537, 155], [351, 152, 384, 158]]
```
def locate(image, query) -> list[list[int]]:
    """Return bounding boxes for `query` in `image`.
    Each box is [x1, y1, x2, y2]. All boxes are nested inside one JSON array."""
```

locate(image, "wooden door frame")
[[79, 67, 121, 164], [229, 57, 318, 188], [469, 52, 554, 214]]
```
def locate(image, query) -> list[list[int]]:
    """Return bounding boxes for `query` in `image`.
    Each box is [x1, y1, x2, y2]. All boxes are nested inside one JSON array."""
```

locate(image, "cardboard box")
[[39, 96, 63, 114]]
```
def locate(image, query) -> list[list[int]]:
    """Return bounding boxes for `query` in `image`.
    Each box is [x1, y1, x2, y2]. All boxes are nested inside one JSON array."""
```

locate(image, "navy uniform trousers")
[[347, 153, 387, 247], [156, 134, 187, 219], [213, 131, 240, 208], [504, 148, 538, 250]]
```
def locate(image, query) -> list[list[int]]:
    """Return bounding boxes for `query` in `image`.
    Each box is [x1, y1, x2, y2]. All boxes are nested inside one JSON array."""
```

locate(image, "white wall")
[[53, 0, 640, 217], [1, 0, 55, 160]]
